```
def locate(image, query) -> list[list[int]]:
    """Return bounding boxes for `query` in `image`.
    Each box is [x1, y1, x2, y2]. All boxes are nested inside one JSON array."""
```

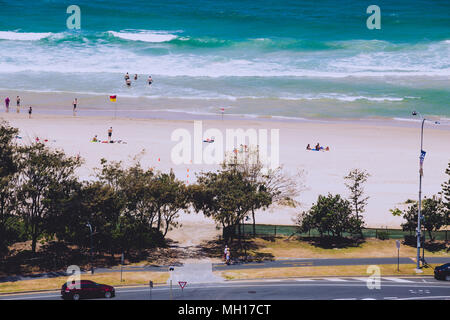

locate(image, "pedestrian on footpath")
[[226, 247, 231, 265], [223, 245, 228, 262]]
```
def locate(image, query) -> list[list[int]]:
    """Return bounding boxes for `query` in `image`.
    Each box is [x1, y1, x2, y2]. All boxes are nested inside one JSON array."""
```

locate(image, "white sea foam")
[[108, 30, 178, 43], [0, 31, 52, 41]]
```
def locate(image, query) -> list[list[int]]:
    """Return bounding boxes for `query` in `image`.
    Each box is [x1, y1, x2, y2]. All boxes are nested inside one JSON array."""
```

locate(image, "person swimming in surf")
[[134, 74, 138, 81], [148, 76, 153, 86]]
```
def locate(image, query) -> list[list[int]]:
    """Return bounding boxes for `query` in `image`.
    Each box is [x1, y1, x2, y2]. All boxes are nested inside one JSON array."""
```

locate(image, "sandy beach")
[[2, 107, 449, 237]]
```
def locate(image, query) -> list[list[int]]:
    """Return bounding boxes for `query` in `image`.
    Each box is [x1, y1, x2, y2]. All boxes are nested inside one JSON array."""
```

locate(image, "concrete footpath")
[[1, 256, 448, 283]]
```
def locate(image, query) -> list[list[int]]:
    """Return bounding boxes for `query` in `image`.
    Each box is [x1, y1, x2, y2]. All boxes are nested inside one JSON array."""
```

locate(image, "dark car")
[[61, 280, 115, 300], [434, 263, 450, 281]]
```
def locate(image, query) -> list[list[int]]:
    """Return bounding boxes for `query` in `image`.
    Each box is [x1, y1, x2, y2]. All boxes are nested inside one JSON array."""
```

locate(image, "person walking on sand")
[[28, 106, 32, 118], [5, 97, 10, 113], [16, 96, 20, 113], [73, 98, 78, 116], [108, 127, 113, 142]]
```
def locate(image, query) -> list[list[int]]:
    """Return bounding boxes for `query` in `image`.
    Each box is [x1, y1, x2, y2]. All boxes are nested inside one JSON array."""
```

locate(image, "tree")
[[0, 122, 20, 255], [223, 149, 303, 236], [344, 169, 370, 223], [392, 196, 446, 241], [154, 171, 190, 237], [295, 193, 362, 238], [16, 142, 81, 253], [190, 165, 272, 246]]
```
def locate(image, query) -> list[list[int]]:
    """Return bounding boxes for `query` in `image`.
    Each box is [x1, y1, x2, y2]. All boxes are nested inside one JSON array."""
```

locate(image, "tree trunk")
[[31, 223, 38, 253], [428, 230, 434, 242], [31, 234, 38, 253], [156, 210, 161, 231], [252, 208, 256, 237]]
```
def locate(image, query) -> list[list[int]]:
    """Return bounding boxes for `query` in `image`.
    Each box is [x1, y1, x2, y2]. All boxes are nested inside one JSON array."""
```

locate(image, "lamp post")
[[86, 222, 94, 274], [411, 111, 439, 271]]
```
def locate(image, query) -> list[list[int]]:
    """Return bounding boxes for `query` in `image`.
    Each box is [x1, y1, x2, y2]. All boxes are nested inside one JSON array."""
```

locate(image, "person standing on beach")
[[124, 72, 130, 81], [5, 97, 10, 113], [148, 76, 153, 86], [73, 98, 78, 116], [28, 106, 32, 119], [126, 78, 131, 87], [108, 127, 113, 142], [16, 96, 20, 113]]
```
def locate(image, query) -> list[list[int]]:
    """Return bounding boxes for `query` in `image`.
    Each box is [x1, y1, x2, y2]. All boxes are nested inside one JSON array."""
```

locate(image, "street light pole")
[[411, 111, 439, 271], [417, 117, 425, 271]]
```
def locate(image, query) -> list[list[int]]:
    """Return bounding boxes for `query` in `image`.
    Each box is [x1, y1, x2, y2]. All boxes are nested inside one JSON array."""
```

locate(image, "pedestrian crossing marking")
[[324, 278, 347, 282], [382, 277, 412, 283]]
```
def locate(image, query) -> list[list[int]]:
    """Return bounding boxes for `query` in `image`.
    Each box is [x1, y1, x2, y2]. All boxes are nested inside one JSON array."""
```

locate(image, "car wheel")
[[72, 293, 80, 301], [104, 291, 112, 298]]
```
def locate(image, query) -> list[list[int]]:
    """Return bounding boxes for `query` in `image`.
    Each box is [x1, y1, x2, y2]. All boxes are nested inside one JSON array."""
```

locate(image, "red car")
[[61, 280, 115, 300]]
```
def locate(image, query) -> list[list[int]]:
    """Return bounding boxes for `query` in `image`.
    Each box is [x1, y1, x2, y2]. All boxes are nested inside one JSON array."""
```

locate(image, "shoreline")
[[1, 89, 449, 130]]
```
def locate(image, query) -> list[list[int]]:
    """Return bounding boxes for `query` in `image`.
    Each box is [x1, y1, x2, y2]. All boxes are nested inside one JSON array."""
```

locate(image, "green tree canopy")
[[295, 193, 362, 238], [190, 165, 272, 244], [16, 142, 82, 253]]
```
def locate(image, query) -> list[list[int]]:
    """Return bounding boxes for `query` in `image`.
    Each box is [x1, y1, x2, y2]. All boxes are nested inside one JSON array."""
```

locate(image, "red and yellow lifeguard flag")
[[109, 95, 117, 102]]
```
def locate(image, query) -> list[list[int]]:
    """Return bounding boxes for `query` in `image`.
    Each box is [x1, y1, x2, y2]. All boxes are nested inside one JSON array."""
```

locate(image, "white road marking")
[[352, 277, 369, 282], [398, 296, 450, 300], [0, 294, 60, 300], [294, 278, 315, 282], [383, 277, 412, 283]]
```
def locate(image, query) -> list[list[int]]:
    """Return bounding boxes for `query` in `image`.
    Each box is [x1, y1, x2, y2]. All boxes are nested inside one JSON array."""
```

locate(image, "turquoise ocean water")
[[0, 0, 449, 120]]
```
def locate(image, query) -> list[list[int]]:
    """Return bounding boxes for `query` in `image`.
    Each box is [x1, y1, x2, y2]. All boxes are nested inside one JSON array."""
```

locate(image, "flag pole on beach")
[[110, 95, 117, 119]]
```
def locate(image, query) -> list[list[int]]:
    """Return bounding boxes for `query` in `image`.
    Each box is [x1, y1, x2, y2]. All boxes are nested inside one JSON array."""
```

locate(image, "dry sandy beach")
[[2, 108, 449, 243]]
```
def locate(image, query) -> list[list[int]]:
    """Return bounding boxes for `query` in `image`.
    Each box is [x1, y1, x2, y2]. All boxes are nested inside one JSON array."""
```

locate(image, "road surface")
[[1, 277, 449, 300]]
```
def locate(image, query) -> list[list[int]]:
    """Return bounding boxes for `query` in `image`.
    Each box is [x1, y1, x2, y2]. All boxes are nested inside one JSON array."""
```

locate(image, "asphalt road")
[[1, 277, 449, 300]]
